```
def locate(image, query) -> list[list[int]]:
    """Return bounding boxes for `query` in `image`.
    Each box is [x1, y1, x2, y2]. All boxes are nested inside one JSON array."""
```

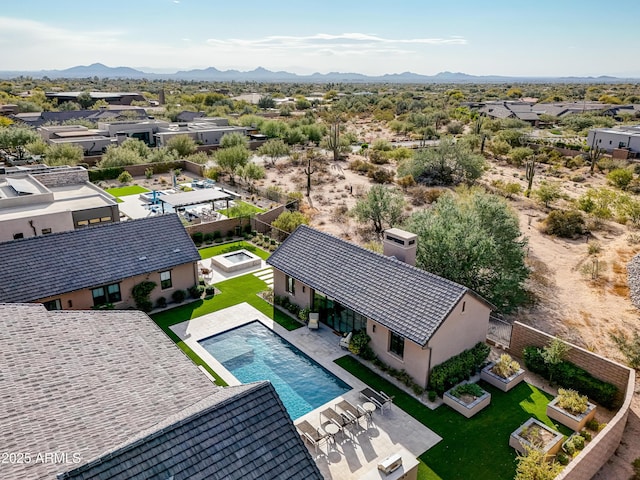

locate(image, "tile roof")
[[0, 214, 200, 303], [267, 225, 484, 346], [60, 382, 322, 480]]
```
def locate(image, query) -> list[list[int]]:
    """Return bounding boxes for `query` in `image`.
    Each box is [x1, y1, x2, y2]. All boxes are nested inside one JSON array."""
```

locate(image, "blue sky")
[[1, 0, 639, 77]]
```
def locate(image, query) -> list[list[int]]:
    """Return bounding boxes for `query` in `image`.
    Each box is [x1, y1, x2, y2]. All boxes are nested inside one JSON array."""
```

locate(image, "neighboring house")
[[0, 165, 119, 242], [10, 108, 148, 128], [0, 303, 321, 480], [45, 91, 146, 105], [267, 226, 493, 389], [0, 214, 200, 310], [587, 125, 640, 155], [154, 123, 248, 147]]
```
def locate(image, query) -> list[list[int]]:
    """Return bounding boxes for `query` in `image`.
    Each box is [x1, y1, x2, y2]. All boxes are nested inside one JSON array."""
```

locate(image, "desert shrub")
[[350, 159, 376, 174], [515, 447, 563, 480], [556, 388, 589, 415], [368, 167, 394, 184], [446, 121, 464, 135], [543, 210, 585, 238], [509, 147, 534, 166], [609, 329, 640, 369], [369, 149, 390, 165], [117, 171, 133, 184], [172, 289, 186, 303], [587, 241, 601, 255], [428, 342, 490, 395], [397, 174, 416, 190], [607, 168, 634, 190], [492, 353, 521, 378]]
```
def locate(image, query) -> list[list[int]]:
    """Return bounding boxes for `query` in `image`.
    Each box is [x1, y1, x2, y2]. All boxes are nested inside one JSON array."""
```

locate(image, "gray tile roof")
[[0, 214, 200, 303], [1, 304, 321, 480], [267, 225, 484, 346], [59, 382, 322, 480], [0, 304, 217, 480]]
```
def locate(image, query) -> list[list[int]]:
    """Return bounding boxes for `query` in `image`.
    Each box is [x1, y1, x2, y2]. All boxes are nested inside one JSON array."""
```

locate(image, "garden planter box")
[[480, 362, 526, 392], [509, 418, 564, 458], [546, 396, 597, 432], [443, 383, 491, 418]]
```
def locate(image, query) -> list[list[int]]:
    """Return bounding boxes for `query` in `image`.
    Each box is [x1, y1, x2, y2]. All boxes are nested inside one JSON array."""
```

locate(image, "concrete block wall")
[[507, 322, 635, 480], [33, 168, 89, 187], [185, 217, 242, 237]]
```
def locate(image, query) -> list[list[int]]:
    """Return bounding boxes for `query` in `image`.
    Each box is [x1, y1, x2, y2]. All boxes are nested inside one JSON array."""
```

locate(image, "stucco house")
[[267, 226, 494, 389], [0, 214, 200, 310], [0, 303, 321, 480]]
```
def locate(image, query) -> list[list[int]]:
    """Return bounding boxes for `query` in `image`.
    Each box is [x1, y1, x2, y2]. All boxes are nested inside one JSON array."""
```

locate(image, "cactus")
[[303, 154, 316, 197], [525, 158, 536, 197]]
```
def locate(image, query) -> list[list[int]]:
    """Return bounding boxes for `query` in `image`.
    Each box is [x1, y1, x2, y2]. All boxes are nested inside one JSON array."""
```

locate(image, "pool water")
[[225, 252, 252, 264], [199, 321, 350, 419]]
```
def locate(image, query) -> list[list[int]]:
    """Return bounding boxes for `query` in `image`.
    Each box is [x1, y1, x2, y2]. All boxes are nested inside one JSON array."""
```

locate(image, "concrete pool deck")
[[170, 303, 441, 480]]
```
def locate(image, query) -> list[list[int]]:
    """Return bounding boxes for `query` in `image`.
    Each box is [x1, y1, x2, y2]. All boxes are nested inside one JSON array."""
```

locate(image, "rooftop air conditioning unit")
[[378, 453, 402, 475]]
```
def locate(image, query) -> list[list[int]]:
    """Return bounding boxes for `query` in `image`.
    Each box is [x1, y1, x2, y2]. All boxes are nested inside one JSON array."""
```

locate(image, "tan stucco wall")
[[37, 262, 198, 310], [0, 212, 75, 242], [272, 269, 312, 308], [427, 293, 491, 368]]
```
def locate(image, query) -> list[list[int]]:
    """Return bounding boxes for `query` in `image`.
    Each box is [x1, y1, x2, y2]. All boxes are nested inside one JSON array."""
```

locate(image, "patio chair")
[[296, 420, 327, 453], [320, 406, 352, 436], [307, 312, 319, 330], [359, 387, 394, 414], [336, 399, 368, 427], [339, 331, 353, 350]]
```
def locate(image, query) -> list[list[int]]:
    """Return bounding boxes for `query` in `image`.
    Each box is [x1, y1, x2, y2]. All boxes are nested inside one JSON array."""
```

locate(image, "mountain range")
[[0, 63, 633, 84]]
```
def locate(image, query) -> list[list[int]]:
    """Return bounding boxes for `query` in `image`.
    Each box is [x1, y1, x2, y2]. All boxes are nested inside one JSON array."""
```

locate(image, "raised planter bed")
[[480, 361, 526, 392], [509, 418, 564, 458], [443, 382, 491, 418], [547, 396, 597, 432]]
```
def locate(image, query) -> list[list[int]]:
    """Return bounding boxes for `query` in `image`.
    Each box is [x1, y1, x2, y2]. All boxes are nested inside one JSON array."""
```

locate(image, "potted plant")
[[509, 418, 565, 458], [443, 382, 491, 418], [547, 388, 597, 432], [480, 353, 526, 392]]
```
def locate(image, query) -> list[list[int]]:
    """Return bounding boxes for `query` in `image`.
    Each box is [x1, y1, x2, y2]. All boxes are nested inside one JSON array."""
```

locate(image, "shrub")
[[145, 167, 153, 179], [607, 168, 634, 190], [572, 434, 585, 450], [156, 296, 167, 308], [581, 430, 592, 441], [172, 289, 186, 303], [88, 167, 125, 182], [188, 284, 204, 299], [286, 302, 300, 316], [428, 342, 490, 395], [515, 447, 563, 480], [563, 438, 576, 455], [556, 451, 570, 465], [131, 281, 156, 312], [191, 232, 204, 244], [609, 329, 640, 370], [586, 419, 606, 432], [492, 353, 521, 378], [543, 210, 585, 238], [556, 388, 589, 415], [348, 331, 371, 356], [118, 171, 133, 184], [298, 307, 310, 322], [428, 390, 437, 402], [450, 382, 485, 399], [205, 285, 216, 297], [203, 232, 214, 243], [368, 167, 394, 184]]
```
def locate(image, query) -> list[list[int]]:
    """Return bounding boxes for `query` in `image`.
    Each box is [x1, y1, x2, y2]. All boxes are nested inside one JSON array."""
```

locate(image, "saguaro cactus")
[[525, 158, 536, 197], [303, 155, 316, 197]]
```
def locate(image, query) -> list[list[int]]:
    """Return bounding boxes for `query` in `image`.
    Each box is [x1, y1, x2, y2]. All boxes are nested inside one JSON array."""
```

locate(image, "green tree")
[[76, 92, 94, 109], [258, 138, 290, 166], [0, 127, 39, 161], [215, 145, 250, 183], [45, 143, 83, 166], [98, 145, 144, 167], [166, 134, 197, 157], [351, 185, 406, 235], [405, 188, 528, 313], [257, 95, 275, 109], [271, 211, 309, 233], [147, 147, 177, 163], [235, 162, 265, 188], [533, 181, 562, 208], [120, 137, 150, 159], [397, 138, 486, 186], [220, 132, 249, 149]]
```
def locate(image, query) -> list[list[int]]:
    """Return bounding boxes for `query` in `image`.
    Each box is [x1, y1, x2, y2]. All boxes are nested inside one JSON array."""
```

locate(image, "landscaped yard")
[[199, 241, 270, 260], [218, 200, 265, 217], [335, 356, 572, 480], [105, 185, 150, 198]]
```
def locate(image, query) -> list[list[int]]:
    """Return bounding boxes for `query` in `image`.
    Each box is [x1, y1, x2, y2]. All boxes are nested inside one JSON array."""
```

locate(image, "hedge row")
[[523, 346, 618, 409], [428, 342, 490, 396]]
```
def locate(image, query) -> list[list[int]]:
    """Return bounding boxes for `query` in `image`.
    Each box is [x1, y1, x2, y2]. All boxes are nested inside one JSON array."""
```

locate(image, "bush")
[[191, 232, 204, 244], [556, 451, 570, 465], [557, 388, 589, 415], [132, 280, 156, 312], [188, 284, 204, 299], [156, 296, 167, 308], [348, 331, 371, 356], [543, 210, 585, 238], [572, 434, 585, 450], [450, 382, 485, 398], [172, 289, 186, 303], [428, 390, 437, 402], [523, 346, 618, 408], [368, 167, 394, 184], [492, 353, 521, 378], [88, 167, 125, 182], [428, 342, 490, 395], [118, 171, 133, 184], [607, 168, 634, 190], [298, 307, 310, 322], [205, 285, 216, 297]]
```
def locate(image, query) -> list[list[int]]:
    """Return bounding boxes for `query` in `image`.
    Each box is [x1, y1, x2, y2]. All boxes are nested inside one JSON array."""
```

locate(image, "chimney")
[[383, 228, 417, 266]]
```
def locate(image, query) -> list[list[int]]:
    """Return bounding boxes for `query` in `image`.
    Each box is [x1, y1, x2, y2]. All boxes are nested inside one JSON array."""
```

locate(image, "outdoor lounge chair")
[[359, 387, 394, 414], [339, 331, 353, 350], [307, 312, 319, 330], [335, 399, 368, 426], [296, 420, 327, 452]]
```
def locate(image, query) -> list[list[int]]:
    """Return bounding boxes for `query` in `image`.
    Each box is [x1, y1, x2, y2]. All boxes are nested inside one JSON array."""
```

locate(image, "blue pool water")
[[199, 321, 351, 419]]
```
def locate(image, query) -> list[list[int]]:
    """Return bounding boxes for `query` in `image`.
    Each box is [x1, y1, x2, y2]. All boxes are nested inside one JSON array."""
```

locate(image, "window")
[[461, 301, 466, 313], [77, 220, 89, 226], [13, 233, 24, 240], [92, 283, 121, 306], [389, 331, 405, 358], [43, 299, 62, 311], [89, 218, 101, 224], [41, 228, 52, 235], [160, 270, 172, 289], [285, 275, 295, 295], [100, 216, 112, 222]]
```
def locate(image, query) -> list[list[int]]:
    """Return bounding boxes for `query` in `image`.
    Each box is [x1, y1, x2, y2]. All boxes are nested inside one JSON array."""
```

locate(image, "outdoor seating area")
[[360, 387, 394, 414]]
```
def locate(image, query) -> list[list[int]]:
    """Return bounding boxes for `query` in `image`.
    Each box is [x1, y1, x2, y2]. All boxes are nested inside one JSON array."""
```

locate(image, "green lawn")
[[219, 200, 265, 217], [335, 356, 571, 480], [105, 185, 150, 197], [151, 272, 301, 386], [199, 241, 270, 260]]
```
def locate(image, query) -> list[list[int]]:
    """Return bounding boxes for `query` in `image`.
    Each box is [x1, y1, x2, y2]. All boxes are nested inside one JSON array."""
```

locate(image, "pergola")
[[158, 189, 235, 213]]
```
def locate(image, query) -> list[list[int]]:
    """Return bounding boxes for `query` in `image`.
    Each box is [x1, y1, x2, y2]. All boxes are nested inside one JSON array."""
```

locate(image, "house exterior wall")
[[426, 293, 491, 368], [367, 320, 431, 388], [272, 269, 313, 308], [36, 262, 198, 310], [72, 205, 120, 227], [587, 129, 640, 153], [0, 212, 75, 242]]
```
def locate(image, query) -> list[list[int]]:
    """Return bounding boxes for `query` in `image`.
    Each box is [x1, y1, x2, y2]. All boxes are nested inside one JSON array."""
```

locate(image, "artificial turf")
[[218, 200, 265, 217], [335, 355, 571, 480], [104, 185, 150, 197], [198, 241, 270, 260]]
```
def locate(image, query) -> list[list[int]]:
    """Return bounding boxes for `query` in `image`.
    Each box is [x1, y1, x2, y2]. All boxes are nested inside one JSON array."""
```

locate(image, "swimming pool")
[[198, 321, 350, 419]]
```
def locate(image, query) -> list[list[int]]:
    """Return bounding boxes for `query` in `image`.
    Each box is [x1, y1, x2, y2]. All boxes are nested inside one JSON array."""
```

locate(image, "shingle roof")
[[0, 214, 200, 303], [267, 225, 483, 346], [59, 382, 322, 480]]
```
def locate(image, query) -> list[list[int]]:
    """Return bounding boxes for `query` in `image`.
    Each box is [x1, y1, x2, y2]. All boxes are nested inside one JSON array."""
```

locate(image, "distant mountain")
[[0, 64, 636, 83]]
